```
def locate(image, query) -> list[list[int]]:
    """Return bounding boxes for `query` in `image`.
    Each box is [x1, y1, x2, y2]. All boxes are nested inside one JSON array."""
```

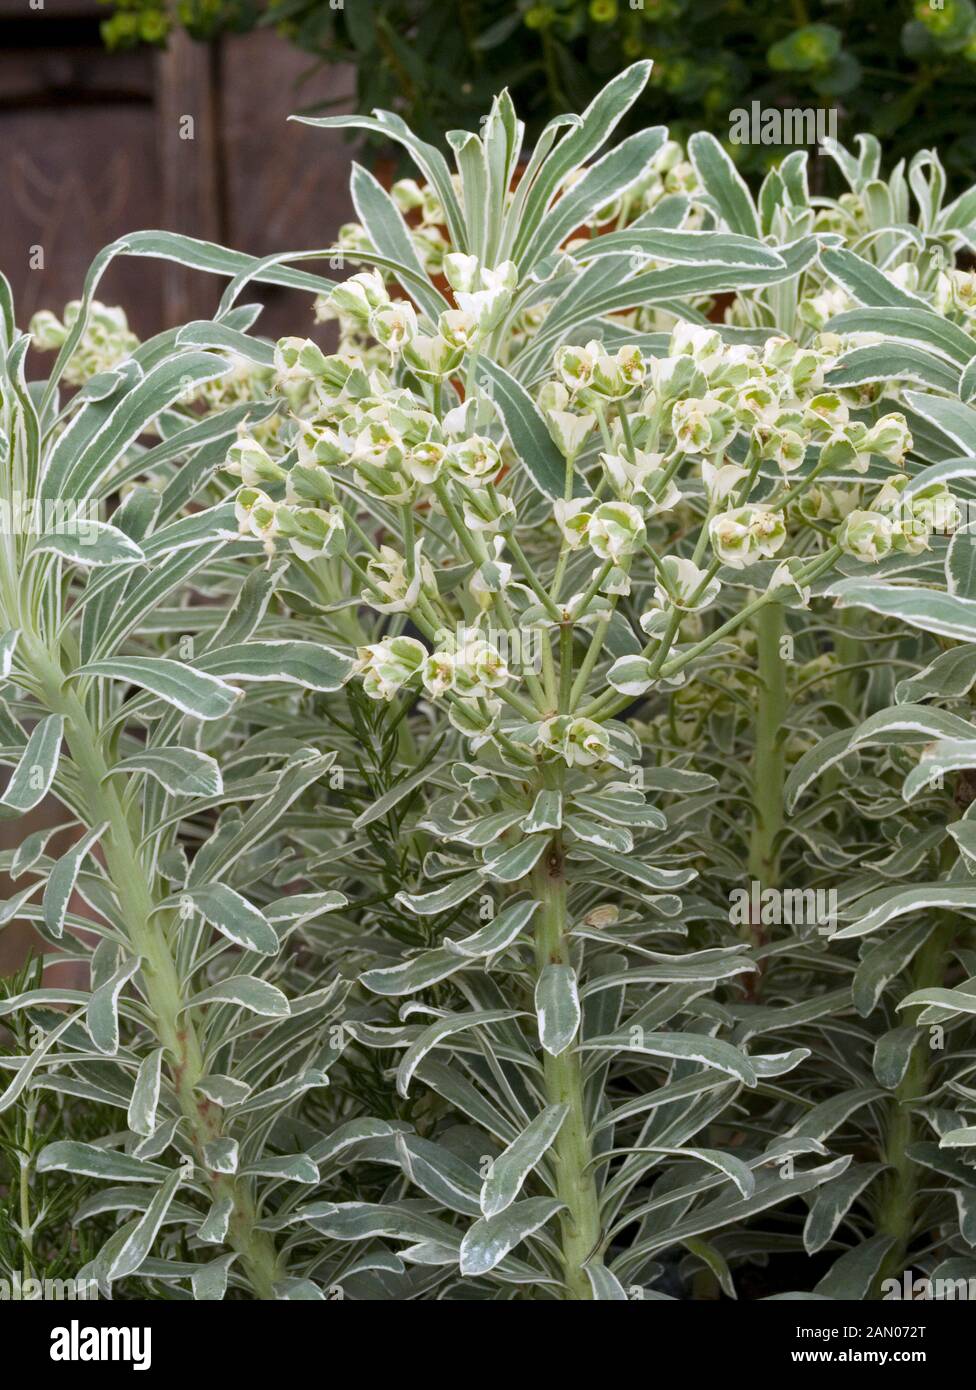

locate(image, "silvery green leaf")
[[476, 357, 576, 501], [37, 1141, 169, 1183], [837, 885, 976, 940], [0, 629, 18, 680], [30, 520, 146, 568], [580, 228, 783, 270], [522, 790, 562, 833], [586, 1262, 629, 1300], [106, 1167, 183, 1283], [444, 898, 540, 959], [459, 1197, 564, 1277], [688, 131, 760, 238], [204, 1138, 239, 1173], [565, 814, 633, 853], [450, 809, 525, 846], [899, 985, 976, 1017], [235, 1070, 331, 1116], [182, 883, 279, 956], [581, 1030, 757, 1085], [195, 1074, 251, 1107], [524, 128, 666, 266], [535, 964, 580, 1056], [396, 1134, 482, 1217], [571, 790, 666, 829], [182, 975, 290, 1018], [74, 656, 240, 720], [128, 1048, 164, 1138], [814, 1235, 896, 1300], [198, 1195, 234, 1244], [395, 869, 484, 916], [0, 1007, 87, 1114], [0, 881, 43, 927], [829, 305, 975, 365], [350, 161, 451, 321], [396, 1009, 523, 1097], [199, 640, 353, 692], [361, 946, 470, 996], [297, 1201, 461, 1249], [86, 954, 141, 1055], [903, 388, 976, 454], [264, 891, 347, 928], [274, 1277, 326, 1299], [309, 1118, 399, 1166], [571, 844, 695, 890], [190, 1254, 237, 1301], [854, 922, 930, 1017], [804, 1165, 884, 1255], [108, 748, 222, 797], [826, 342, 959, 393], [960, 355, 976, 402], [10, 821, 68, 878], [785, 729, 858, 813], [241, 1155, 319, 1185], [0, 714, 63, 812], [948, 526, 976, 600], [820, 246, 926, 309], [483, 836, 548, 882], [510, 61, 651, 265], [873, 1027, 920, 1090], [943, 1128, 976, 1148], [43, 821, 108, 939], [852, 702, 976, 746], [481, 1104, 568, 1218]]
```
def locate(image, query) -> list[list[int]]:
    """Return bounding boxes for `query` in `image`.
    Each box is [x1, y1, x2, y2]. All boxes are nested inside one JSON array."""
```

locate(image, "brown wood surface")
[[0, 12, 360, 972], [0, 7, 359, 340]]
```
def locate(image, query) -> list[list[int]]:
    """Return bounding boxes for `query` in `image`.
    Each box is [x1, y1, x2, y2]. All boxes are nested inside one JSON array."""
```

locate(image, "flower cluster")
[[30, 300, 138, 385]]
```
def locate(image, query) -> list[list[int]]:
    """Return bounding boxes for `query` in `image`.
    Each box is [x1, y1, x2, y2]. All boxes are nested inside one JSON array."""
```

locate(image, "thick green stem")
[[27, 639, 281, 1298], [746, 602, 787, 938], [874, 917, 955, 1296], [529, 832, 601, 1300]]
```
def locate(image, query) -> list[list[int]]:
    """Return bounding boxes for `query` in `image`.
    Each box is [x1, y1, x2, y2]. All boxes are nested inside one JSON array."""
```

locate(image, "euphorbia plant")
[[211, 65, 959, 1297], [5, 59, 976, 1301]]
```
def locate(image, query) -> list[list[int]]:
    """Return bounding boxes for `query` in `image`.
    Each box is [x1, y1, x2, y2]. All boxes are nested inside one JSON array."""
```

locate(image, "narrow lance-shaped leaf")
[[476, 357, 578, 501], [107, 748, 223, 798], [128, 1047, 165, 1138], [481, 1104, 568, 1218], [535, 964, 581, 1057], [459, 1198, 564, 1277], [181, 975, 290, 1019], [0, 714, 64, 813], [180, 883, 280, 956], [74, 657, 240, 720], [43, 821, 108, 940]]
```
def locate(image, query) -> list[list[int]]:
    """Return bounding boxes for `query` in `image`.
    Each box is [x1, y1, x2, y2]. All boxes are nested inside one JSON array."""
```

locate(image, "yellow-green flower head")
[[588, 501, 647, 563], [837, 510, 894, 564], [357, 636, 428, 701]]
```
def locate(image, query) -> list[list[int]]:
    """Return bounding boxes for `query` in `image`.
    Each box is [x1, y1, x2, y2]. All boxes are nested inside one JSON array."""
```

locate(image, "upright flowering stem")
[[24, 635, 281, 1299], [528, 792, 601, 1300], [875, 916, 955, 1296], [746, 600, 787, 944]]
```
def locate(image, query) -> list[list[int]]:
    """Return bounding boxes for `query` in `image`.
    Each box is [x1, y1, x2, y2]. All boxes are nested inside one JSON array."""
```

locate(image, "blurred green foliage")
[[101, 0, 976, 187]]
